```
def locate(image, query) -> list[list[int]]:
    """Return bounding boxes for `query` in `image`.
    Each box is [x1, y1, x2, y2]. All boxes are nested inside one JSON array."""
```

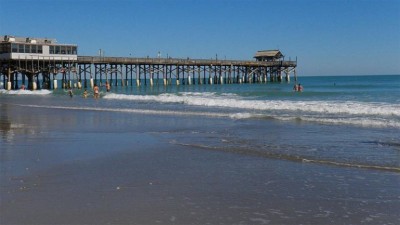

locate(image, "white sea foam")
[[15, 89, 400, 129], [103, 92, 400, 117], [14, 104, 228, 118], [294, 116, 400, 129], [0, 89, 52, 95]]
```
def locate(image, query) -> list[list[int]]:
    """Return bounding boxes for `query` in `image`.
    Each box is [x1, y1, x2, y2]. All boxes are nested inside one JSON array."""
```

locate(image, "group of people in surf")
[[68, 81, 111, 98], [293, 83, 303, 92]]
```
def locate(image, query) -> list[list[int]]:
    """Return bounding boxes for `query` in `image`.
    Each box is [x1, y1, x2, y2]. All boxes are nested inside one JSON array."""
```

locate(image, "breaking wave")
[[0, 89, 52, 95], [103, 92, 400, 128], [103, 92, 400, 117]]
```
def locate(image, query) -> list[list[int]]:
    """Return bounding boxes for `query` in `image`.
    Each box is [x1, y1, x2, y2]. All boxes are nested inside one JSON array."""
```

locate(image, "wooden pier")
[[1, 55, 297, 90], [77, 55, 297, 87], [0, 36, 297, 90]]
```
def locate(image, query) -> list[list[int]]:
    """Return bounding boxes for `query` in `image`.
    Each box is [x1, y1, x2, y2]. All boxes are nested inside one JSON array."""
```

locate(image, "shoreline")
[[1, 94, 400, 224]]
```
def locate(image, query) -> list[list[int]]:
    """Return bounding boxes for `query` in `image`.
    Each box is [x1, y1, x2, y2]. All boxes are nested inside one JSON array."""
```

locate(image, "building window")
[[12, 43, 18, 53], [18, 44, 24, 53], [25, 45, 31, 53], [38, 45, 43, 54], [60, 46, 66, 54], [72, 46, 77, 55], [31, 45, 37, 53], [0, 43, 11, 54], [48, 45, 76, 55]]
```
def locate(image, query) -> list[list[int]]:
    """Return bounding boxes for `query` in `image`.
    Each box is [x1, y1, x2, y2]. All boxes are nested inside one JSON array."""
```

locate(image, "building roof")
[[1, 35, 57, 44], [254, 50, 283, 58]]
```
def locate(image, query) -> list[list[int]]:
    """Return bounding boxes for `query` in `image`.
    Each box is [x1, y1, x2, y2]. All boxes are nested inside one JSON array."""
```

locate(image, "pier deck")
[[77, 56, 296, 67]]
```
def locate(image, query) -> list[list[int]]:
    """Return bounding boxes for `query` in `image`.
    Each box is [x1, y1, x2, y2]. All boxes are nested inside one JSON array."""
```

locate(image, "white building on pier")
[[0, 35, 77, 61]]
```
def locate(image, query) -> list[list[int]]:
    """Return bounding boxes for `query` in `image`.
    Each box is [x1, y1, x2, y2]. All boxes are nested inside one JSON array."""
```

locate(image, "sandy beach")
[[1, 96, 399, 225]]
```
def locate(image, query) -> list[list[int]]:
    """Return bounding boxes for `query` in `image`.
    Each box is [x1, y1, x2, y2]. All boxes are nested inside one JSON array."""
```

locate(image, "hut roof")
[[254, 50, 283, 58]]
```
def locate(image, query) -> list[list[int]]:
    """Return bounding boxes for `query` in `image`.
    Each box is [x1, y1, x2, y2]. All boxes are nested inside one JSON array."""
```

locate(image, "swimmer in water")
[[298, 83, 303, 92], [68, 88, 73, 97], [105, 81, 111, 92], [93, 84, 99, 99]]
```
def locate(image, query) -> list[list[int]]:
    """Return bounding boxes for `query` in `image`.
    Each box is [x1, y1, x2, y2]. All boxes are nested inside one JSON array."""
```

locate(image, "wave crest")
[[0, 89, 52, 95]]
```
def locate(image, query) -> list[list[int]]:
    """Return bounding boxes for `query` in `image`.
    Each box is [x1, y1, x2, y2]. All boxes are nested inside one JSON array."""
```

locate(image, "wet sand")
[[1, 101, 399, 225]]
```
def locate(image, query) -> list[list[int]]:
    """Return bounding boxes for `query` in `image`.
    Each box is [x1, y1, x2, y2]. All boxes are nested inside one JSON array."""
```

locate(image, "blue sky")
[[1, 0, 399, 76]]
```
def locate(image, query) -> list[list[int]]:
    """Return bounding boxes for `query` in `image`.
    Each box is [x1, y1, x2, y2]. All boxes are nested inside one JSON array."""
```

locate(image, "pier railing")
[[77, 56, 296, 67]]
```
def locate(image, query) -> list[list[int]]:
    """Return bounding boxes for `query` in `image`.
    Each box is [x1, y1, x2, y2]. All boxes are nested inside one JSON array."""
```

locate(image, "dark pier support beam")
[[203, 66, 206, 85], [78, 65, 83, 89], [285, 68, 290, 83], [67, 63, 72, 88], [100, 64, 105, 86], [119, 64, 124, 87], [42, 71, 51, 90], [162, 64, 167, 86], [36, 73, 41, 90], [149, 65, 154, 86], [237, 67, 241, 84], [94, 64, 98, 86], [136, 64, 140, 86], [125, 67, 129, 86], [52, 72, 57, 89], [209, 66, 212, 84], [192, 65, 196, 85], [114, 65, 118, 87], [245, 66, 249, 83], [227, 65, 231, 84], [125, 64, 129, 86], [62, 69, 67, 88], [269, 68, 274, 82], [143, 65, 147, 86], [27, 73, 34, 90], [167, 65, 172, 85], [12, 72, 18, 90], [99, 64, 103, 85], [158, 65, 161, 85], [264, 67, 268, 83], [197, 66, 201, 85], [233, 66, 236, 84], [3, 70, 7, 90], [109, 65, 113, 86], [218, 65, 222, 84], [22, 72, 26, 86], [181, 66, 186, 85], [6, 67, 11, 90], [130, 65, 133, 86], [214, 66, 218, 84], [84, 64, 88, 89], [277, 68, 282, 82], [176, 65, 180, 85]]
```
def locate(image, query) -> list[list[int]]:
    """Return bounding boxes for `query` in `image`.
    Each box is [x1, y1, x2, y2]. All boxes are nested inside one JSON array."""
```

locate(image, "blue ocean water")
[[93, 74, 400, 129], [1, 75, 399, 171], [1, 74, 400, 225]]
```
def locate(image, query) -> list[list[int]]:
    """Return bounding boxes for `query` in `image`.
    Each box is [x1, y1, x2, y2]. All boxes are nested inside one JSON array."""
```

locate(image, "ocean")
[[1, 74, 399, 224]]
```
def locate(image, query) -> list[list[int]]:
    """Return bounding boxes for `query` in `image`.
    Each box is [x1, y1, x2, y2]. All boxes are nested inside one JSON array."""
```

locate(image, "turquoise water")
[[1, 75, 400, 169], [84, 75, 400, 129], [1, 75, 399, 224]]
